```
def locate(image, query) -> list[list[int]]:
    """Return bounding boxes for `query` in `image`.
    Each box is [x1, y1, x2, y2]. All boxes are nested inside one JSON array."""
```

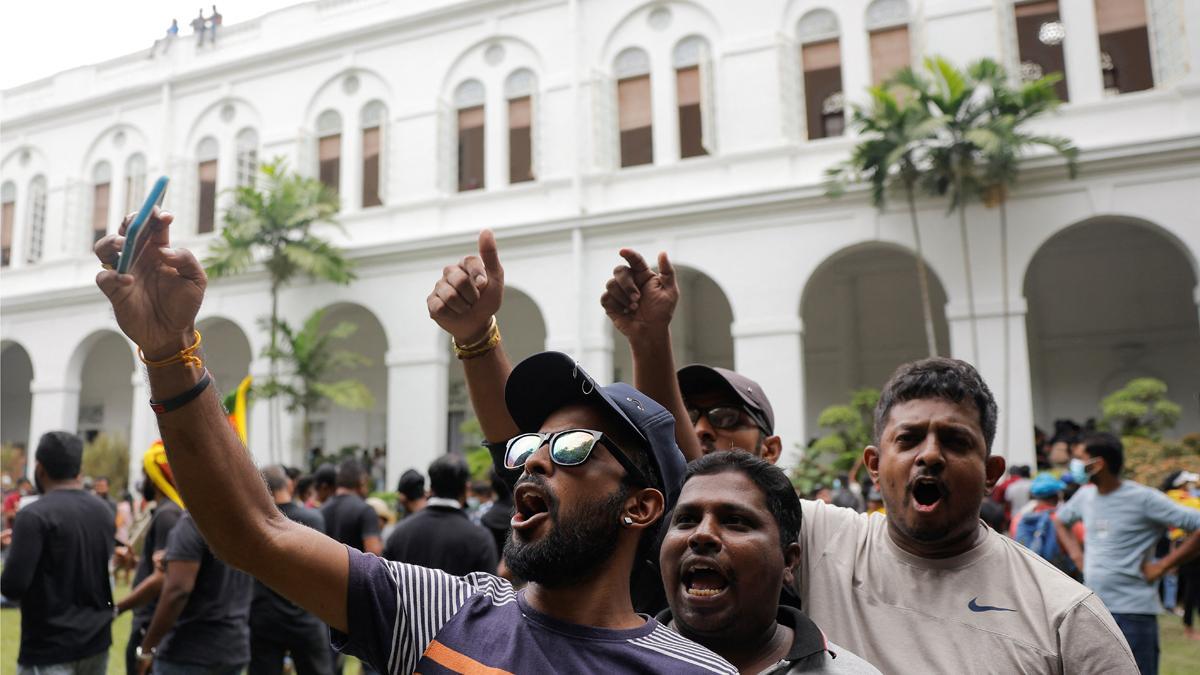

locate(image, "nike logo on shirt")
[[968, 597, 1016, 613]]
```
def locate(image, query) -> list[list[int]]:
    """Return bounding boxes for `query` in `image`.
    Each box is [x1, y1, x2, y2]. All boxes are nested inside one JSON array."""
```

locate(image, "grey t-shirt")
[[794, 500, 1137, 674], [1056, 480, 1200, 614], [160, 514, 253, 665]]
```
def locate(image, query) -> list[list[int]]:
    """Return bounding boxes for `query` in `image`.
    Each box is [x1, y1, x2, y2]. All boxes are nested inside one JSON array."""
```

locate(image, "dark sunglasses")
[[504, 429, 649, 487], [687, 405, 769, 434]]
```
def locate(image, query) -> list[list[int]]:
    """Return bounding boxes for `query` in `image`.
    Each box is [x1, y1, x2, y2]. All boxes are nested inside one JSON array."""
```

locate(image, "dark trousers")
[[1112, 613, 1159, 675], [249, 621, 333, 675]]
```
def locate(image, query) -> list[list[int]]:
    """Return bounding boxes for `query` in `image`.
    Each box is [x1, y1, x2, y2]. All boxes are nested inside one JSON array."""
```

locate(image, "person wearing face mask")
[[1055, 433, 1200, 675]]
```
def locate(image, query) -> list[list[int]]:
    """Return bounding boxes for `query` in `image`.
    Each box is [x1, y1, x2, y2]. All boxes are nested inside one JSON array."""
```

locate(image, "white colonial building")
[[2, 0, 1198, 487]]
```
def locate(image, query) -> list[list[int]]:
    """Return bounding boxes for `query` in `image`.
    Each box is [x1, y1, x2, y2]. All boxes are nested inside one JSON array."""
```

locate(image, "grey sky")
[[1, 1, 298, 90]]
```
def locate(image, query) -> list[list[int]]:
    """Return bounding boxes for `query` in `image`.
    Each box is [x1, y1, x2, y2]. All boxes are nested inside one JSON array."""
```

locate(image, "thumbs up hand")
[[428, 229, 506, 344]]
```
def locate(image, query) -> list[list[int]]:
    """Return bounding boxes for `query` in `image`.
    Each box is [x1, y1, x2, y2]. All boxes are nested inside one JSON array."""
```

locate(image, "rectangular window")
[[802, 39, 844, 139], [676, 66, 706, 159], [237, 150, 258, 188], [1095, 0, 1153, 94], [618, 75, 653, 168], [125, 175, 145, 214], [362, 126, 382, 207], [869, 26, 910, 86], [92, 183, 110, 245], [1016, 1, 1069, 101], [457, 105, 485, 192], [319, 134, 341, 194], [508, 96, 534, 184], [1, 198, 13, 267], [27, 187, 46, 264], [197, 159, 217, 234]]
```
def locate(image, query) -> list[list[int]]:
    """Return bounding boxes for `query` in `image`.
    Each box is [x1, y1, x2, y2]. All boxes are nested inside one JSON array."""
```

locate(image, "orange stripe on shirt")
[[422, 640, 515, 675]]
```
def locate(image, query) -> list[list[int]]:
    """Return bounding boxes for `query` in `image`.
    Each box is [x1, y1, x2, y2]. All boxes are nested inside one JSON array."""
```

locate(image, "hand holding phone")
[[116, 176, 169, 274]]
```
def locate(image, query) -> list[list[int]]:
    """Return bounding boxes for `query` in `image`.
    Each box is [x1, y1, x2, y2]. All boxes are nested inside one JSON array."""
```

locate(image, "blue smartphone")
[[116, 176, 170, 274]]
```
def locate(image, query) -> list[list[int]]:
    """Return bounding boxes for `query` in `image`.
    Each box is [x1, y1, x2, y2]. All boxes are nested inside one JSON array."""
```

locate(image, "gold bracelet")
[[139, 330, 204, 369], [453, 318, 501, 360], [455, 316, 497, 351]]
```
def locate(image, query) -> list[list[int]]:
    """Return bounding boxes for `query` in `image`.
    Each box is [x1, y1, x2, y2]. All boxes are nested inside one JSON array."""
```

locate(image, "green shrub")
[[1100, 378, 1182, 440], [82, 432, 130, 496]]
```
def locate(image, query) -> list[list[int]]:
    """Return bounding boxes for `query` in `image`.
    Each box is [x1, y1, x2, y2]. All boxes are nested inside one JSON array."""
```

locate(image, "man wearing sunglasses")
[[93, 218, 735, 675]]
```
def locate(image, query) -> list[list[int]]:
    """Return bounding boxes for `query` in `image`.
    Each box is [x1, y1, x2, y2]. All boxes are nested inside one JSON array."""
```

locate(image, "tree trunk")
[[905, 181, 939, 358], [955, 163, 980, 364], [269, 280, 280, 465], [998, 198, 1012, 456]]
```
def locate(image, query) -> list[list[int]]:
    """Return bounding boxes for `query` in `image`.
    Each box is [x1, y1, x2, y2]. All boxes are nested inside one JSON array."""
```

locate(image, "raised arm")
[[427, 230, 519, 443], [600, 249, 702, 462], [93, 210, 350, 632]]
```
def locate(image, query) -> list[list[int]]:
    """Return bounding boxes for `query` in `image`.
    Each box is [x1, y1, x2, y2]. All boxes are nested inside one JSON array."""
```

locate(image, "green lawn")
[[0, 578, 364, 675], [3, 587, 1198, 673]]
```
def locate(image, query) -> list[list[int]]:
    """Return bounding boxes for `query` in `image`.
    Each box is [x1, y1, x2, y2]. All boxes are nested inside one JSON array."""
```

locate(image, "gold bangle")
[[453, 318, 501, 360], [455, 316, 497, 351], [139, 330, 204, 369]]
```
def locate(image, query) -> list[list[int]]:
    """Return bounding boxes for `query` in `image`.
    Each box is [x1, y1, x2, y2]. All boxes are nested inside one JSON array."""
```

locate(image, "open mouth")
[[911, 478, 947, 513], [682, 564, 729, 598], [512, 484, 550, 531]]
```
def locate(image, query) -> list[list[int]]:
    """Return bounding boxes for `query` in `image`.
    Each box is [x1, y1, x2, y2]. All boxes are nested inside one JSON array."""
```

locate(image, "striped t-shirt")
[[331, 546, 737, 674]]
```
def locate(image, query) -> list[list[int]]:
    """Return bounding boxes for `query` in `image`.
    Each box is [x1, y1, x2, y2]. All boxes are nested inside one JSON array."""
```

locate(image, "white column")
[[1058, 0, 1103, 104], [127, 372, 160, 489], [840, 9, 873, 113], [247, 358, 275, 467], [385, 348, 449, 489], [732, 316, 806, 466], [484, 97, 505, 191], [26, 380, 80, 479], [344, 111, 363, 210], [947, 300, 1035, 468], [651, 62, 679, 165]]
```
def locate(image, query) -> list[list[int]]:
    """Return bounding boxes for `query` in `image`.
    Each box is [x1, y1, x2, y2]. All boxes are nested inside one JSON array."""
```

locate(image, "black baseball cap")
[[503, 352, 687, 509], [677, 364, 775, 435]]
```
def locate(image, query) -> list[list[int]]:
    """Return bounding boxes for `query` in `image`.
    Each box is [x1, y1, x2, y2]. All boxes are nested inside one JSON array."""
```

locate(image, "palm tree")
[[205, 159, 355, 462], [894, 56, 990, 364], [259, 309, 375, 452], [968, 59, 1077, 450], [827, 85, 943, 357]]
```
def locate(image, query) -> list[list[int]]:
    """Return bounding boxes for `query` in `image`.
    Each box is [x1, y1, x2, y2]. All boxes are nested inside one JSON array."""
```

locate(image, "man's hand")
[[93, 209, 206, 360], [428, 229, 504, 345], [601, 249, 677, 340], [1142, 558, 1167, 583], [135, 653, 153, 675]]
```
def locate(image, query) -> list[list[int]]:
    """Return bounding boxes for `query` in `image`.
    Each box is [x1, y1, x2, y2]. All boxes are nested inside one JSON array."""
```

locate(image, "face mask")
[[466, 497, 481, 510], [1069, 458, 1100, 484]]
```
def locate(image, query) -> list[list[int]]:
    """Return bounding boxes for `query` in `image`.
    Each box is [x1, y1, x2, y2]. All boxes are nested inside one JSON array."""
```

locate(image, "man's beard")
[[504, 476, 628, 588]]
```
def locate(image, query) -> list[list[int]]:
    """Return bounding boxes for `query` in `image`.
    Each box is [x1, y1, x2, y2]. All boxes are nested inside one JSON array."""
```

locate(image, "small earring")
[[622, 516, 633, 526]]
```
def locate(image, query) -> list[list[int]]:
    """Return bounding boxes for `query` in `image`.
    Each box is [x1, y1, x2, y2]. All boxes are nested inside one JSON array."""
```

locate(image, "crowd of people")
[[1, 213, 1198, 674]]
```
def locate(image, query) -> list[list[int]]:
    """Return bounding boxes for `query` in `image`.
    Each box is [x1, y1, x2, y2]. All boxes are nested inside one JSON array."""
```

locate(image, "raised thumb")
[[478, 229, 503, 278]]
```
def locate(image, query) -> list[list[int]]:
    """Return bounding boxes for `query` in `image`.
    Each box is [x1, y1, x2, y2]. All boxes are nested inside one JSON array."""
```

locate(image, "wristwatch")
[[136, 645, 157, 662]]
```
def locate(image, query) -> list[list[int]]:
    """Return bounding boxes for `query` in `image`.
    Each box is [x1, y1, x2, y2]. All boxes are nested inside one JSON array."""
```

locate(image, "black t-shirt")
[[479, 496, 513, 557], [159, 513, 253, 665], [320, 493, 380, 551], [382, 503, 498, 576], [132, 501, 184, 628], [0, 489, 115, 665], [251, 502, 326, 633]]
